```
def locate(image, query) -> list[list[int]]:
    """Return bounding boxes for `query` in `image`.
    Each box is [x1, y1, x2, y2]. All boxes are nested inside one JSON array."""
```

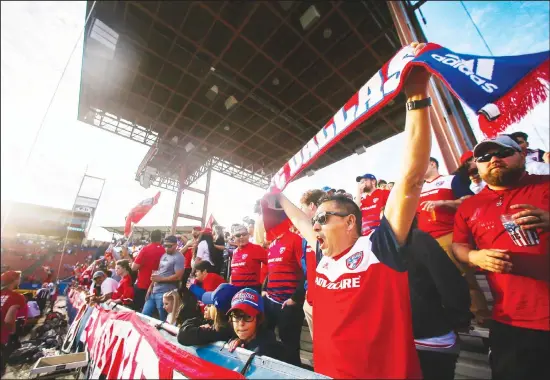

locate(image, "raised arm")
[[384, 42, 432, 246], [277, 193, 318, 251]]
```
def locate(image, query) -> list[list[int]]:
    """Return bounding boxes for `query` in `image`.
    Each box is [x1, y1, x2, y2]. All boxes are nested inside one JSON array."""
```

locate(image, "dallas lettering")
[[271, 46, 417, 190]]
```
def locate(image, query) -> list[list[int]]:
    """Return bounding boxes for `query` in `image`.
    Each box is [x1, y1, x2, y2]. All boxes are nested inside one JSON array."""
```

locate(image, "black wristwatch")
[[406, 97, 432, 111]]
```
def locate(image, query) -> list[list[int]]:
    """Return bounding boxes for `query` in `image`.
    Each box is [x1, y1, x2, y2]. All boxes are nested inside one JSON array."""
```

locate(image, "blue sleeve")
[[370, 217, 412, 272], [451, 175, 474, 199]]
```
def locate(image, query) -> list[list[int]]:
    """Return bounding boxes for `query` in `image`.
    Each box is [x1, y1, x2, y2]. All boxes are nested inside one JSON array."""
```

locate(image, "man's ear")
[[347, 214, 356, 231]]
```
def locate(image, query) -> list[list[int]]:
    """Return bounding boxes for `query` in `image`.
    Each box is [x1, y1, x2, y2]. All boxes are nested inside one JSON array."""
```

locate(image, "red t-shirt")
[[1, 290, 26, 344], [134, 243, 165, 289], [111, 274, 134, 305], [313, 218, 421, 378], [202, 272, 226, 292], [453, 174, 550, 331], [183, 248, 193, 269], [418, 175, 458, 238], [266, 231, 303, 304], [360, 189, 390, 234], [230, 243, 267, 288]]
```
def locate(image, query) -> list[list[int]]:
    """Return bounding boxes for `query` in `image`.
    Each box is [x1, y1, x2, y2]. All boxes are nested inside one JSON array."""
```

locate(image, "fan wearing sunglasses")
[[229, 224, 267, 294], [272, 41, 433, 379], [452, 134, 550, 380]]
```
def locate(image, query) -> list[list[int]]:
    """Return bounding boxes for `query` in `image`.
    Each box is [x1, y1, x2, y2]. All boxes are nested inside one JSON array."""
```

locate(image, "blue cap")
[[201, 283, 240, 313], [321, 186, 335, 192], [356, 173, 376, 182]]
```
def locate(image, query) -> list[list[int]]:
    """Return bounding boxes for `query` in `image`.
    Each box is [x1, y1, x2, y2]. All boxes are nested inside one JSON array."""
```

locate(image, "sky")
[[1, 1, 548, 241]]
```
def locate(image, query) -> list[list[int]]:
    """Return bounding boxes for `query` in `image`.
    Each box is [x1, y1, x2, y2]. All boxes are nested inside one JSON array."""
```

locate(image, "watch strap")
[[406, 97, 432, 111]]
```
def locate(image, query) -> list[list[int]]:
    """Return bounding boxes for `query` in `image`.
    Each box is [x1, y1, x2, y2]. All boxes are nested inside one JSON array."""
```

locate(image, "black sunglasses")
[[229, 312, 255, 322], [312, 211, 350, 225], [164, 243, 175, 248], [234, 233, 249, 238], [475, 148, 517, 163]]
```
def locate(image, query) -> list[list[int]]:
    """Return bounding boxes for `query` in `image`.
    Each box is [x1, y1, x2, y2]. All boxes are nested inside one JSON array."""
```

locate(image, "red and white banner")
[[124, 192, 161, 236], [80, 306, 244, 379], [205, 214, 217, 229]]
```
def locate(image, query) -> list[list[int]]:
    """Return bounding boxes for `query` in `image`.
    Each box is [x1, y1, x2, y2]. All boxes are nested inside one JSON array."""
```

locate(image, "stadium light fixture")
[[306, 169, 316, 177], [300, 6, 320, 31], [205, 85, 218, 102], [225, 96, 238, 110], [355, 146, 367, 155], [185, 142, 195, 153]]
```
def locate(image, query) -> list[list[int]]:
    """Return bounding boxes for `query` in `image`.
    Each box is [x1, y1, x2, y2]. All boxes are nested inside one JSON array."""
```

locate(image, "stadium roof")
[[102, 225, 198, 236], [78, 1, 407, 190]]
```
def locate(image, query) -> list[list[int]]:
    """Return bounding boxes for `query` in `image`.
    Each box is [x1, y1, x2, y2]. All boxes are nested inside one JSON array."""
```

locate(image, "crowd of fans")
[[2, 42, 548, 379]]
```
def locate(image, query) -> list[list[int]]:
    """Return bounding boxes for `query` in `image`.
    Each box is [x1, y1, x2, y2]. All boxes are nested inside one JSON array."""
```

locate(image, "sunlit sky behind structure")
[[1, 1, 548, 241]]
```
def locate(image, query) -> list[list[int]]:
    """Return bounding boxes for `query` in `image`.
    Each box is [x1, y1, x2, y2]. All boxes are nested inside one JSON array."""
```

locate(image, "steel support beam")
[[201, 168, 212, 228], [388, 1, 474, 172], [171, 165, 187, 235]]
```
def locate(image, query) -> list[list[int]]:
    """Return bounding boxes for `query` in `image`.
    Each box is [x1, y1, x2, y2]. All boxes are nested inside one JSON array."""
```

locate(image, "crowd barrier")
[[64, 289, 329, 379]]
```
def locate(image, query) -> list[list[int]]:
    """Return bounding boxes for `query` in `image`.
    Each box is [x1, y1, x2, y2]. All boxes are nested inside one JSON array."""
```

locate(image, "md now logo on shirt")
[[431, 53, 498, 93]]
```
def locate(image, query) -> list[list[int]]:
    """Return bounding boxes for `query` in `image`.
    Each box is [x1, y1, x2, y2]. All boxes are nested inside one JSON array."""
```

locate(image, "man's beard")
[[482, 164, 525, 186]]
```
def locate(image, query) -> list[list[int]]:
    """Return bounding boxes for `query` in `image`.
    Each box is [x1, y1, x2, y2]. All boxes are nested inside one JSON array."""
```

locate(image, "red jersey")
[[183, 248, 193, 269], [360, 189, 390, 234], [230, 243, 267, 288], [202, 272, 226, 292], [111, 274, 134, 305], [266, 231, 303, 304], [313, 217, 421, 379], [134, 243, 165, 289], [453, 174, 550, 331], [1, 289, 26, 344]]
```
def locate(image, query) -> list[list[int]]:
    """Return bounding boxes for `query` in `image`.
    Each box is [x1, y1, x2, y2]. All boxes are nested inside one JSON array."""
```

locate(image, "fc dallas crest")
[[346, 251, 364, 270]]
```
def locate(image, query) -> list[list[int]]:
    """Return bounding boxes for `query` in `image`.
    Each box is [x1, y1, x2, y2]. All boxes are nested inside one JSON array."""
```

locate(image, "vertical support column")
[[171, 165, 187, 235], [388, 1, 477, 173], [201, 168, 212, 228]]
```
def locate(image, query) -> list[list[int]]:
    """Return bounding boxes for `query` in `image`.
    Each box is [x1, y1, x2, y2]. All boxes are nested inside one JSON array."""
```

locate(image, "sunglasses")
[[164, 244, 175, 248], [312, 211, 350, 225], [475, 148, 516, 163], [229, 312, 255, 322], [234, 233, 249, 238]]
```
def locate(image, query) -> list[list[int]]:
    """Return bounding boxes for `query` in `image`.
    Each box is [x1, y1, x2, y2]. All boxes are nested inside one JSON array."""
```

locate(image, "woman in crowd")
[[193, 230, 215, 268], [178, 284, 238, 346], [212, 226, 226, 275], [110, 259, 134, 307], [226, 288, 287, 362], [163, 290, 183, 326]]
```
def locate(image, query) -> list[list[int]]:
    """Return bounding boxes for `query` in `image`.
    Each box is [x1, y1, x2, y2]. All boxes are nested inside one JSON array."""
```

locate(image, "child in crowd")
[[226, 288, 287, 363], [163, 290, 183, 326], [191, 261, 225, 292], [178, 284, 238, 346]]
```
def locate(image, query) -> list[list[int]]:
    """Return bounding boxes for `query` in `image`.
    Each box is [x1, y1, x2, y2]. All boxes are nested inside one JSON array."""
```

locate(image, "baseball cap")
[[201, 283, 240, 313], [473, 135, 522, 158], [460, 150, 474, 165], [227, 288, 264, 317], [192, 226, 202, 231], [356, 173, 376, 182], [232, 224, 248, 235], [321, 186, 335, 192], [201, 228, 213, 235], [92, 271, 105, 279], [1, 270, 21, 286], [164, 235, 178, 244]]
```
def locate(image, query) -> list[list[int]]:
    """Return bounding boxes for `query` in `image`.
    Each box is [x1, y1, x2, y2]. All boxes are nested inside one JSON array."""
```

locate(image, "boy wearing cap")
[[1, 271, 26, 375], [178, 283, 239, 346], [229, 224, 267, 294], [143, 235, 185, 321], [86, 271, 118, 304], [226, 288, 288, 363], [355, 173, 390, 234], [452, 134, 550, 380]]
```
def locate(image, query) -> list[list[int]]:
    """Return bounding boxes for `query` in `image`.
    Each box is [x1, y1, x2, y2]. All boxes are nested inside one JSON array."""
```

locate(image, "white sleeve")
[[526, 161, 550, 175], [101, 278, 119, 295], [197, 241, 211, 263], [469, 180, 487, 194]]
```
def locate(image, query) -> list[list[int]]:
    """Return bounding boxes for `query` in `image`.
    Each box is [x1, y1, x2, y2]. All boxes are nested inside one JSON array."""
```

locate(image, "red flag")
[[124, 192, 161, 236], [205, 214, 217, 229]]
